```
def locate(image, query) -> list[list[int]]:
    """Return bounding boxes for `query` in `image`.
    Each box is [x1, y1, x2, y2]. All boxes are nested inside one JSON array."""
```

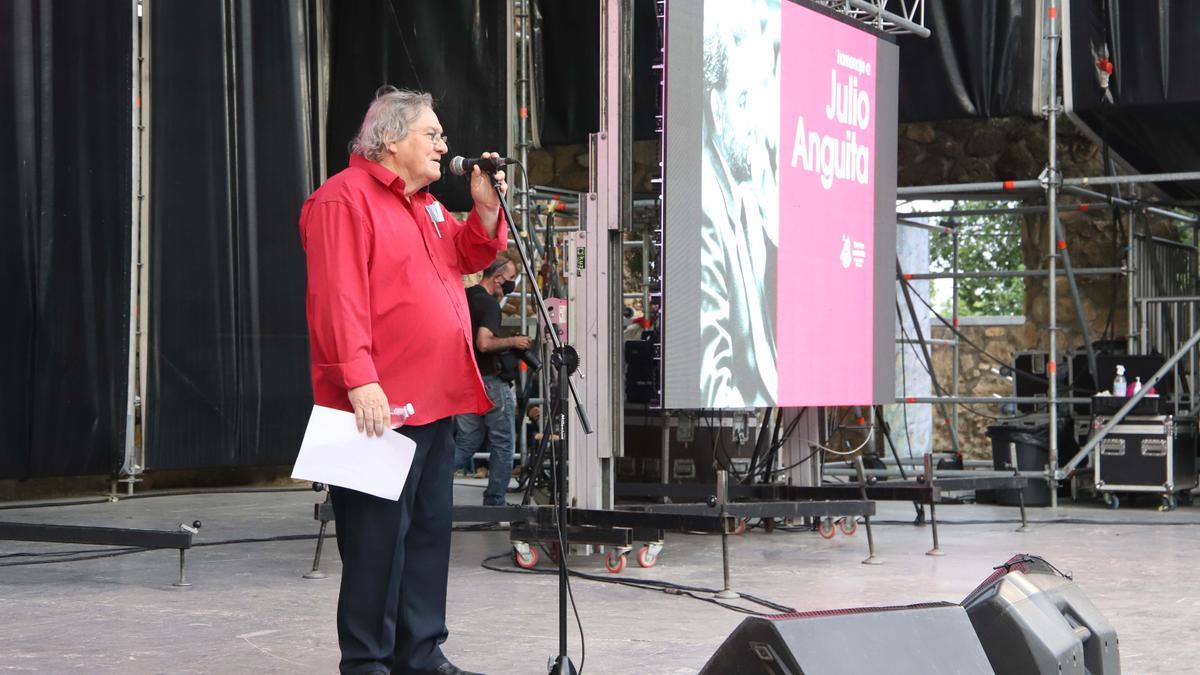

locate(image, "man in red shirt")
[[299, 86, 505, 675]]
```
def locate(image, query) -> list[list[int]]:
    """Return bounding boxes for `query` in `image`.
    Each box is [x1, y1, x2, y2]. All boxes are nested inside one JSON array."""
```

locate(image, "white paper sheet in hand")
[[291, 405, 416, 501]]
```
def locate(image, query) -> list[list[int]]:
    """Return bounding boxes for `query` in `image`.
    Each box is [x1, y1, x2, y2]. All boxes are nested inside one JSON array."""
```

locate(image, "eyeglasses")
[[417, 130, 449, 147]]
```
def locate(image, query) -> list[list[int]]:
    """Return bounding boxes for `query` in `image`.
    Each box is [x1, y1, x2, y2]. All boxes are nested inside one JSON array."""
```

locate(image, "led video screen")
[[662, 0, 897, 408]]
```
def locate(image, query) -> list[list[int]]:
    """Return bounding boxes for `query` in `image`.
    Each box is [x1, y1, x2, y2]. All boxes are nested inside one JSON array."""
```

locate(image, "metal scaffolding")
[[887, 0, 1200, 507]]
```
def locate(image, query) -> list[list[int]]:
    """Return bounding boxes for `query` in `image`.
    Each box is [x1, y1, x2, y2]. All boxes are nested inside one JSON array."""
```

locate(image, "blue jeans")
[[453, 375, 516, 506]]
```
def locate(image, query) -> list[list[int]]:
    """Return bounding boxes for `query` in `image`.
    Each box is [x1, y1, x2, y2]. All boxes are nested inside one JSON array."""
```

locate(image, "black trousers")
[[330, 417, 455, 674]]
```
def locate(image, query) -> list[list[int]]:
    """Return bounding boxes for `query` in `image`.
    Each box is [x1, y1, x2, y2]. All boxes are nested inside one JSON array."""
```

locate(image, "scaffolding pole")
[[904, 267, 1122, 280], [899, 202, 1115, 219], [898, 218, 954, 233], [902, 396, 1091, 405], [951, 230, 960, 445], [1044, 0, 1061, 508], [1062, 185, 1199, 223], [898, 170, 1200, 199], [512, 0, 537, 465], [897, 261, 962, 455], [1053, 211, 1098, 393]]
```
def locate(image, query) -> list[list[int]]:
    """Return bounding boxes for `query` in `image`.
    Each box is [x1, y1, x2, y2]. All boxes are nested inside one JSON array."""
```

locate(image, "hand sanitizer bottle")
[[390, 403, 415, 429], [1131, 377, 1142, 396], [1112, 365, 1127, 397]]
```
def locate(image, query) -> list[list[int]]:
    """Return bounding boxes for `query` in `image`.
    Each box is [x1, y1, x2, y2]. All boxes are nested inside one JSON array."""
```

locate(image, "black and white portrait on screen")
[[699, 0, 781, 407]]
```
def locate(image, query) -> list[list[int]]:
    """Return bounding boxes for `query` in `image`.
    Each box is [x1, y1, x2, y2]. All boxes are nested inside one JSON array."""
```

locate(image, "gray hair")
[[483, 254, 513, 279], [350, 86, 433, 162]]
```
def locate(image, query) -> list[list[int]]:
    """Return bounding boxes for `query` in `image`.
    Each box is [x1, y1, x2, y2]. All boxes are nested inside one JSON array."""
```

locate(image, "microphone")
[[449, 155, 515, 176]]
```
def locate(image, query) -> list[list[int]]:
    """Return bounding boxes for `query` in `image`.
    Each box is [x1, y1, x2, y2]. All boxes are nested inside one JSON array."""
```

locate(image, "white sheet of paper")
[[291, 405, 416, 501]]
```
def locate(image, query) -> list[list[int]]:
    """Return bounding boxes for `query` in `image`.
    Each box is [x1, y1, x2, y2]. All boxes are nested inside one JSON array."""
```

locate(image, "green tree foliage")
[[929, 201, 1025, 316]]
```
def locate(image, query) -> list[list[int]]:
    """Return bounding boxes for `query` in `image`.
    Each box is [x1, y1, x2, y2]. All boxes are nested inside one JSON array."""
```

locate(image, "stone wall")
[[526, 141, 660, 195], [928, 320, 1030, 458], [898, 116, 1182, 457]]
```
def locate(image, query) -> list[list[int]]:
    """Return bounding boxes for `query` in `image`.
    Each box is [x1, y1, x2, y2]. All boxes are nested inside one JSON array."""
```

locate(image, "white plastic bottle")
[[1112, 365, 1127, 397], [1131, 377, 1142, 396], [390, 402, 415, 429]]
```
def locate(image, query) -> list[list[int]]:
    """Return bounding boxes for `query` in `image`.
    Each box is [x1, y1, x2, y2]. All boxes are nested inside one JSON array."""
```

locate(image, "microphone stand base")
[[547, 655, 579, 675]]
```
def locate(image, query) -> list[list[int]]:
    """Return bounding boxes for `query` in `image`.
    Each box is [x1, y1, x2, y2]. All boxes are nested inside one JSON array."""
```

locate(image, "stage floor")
[[1, 483, 1197, 674]]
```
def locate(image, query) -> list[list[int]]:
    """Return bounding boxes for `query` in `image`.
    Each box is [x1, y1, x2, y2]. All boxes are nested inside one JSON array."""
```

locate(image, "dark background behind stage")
[[145, 0, 321, 471], [0, 0, 132, 479], [148, 0, 509, 471], [2, 0, 1198, 478], [325, 0, 508, 213]]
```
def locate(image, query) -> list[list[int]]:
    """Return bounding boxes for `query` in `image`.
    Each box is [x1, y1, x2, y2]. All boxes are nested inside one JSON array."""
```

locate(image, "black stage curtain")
[[326, 0, 507, 213], [534, 0, 660, 147], [147, 0, 319, 470], [0, 0, 132, 479], [896, 0, 1037, 121], [1068, 0, 1200, 200], [534, 0, 1031, 140]]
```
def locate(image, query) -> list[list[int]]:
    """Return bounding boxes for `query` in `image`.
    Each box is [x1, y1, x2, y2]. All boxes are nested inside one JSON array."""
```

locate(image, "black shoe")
[[427, 662, 485, 675]]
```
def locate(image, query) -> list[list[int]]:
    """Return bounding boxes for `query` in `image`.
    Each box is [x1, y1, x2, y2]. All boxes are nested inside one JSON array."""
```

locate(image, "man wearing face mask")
[[453, 254, 532, 506]]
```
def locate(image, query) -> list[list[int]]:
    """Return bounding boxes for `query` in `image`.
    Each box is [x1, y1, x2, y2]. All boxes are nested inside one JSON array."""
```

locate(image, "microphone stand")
[[487, 172, 592, 675]]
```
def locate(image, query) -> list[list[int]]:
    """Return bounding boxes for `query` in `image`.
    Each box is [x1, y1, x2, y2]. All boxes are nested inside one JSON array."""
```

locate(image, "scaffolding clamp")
[[1038, 166, 1063, 192]]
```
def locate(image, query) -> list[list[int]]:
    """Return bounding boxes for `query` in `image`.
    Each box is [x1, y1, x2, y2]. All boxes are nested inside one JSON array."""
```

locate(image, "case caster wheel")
[[604, 549, 627, 574], [1160, 495, 1177, 512], [513, 543, 539, 569], [839, 517, 858, 536], [818, 518, 837, 540], [636, 544, 661, 569], [732, 519, 748, 536], [1103, 493, 1119, 510]]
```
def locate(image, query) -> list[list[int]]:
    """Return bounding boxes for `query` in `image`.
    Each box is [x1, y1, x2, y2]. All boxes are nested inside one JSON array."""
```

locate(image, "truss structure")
[[818, 0, 928, 37]]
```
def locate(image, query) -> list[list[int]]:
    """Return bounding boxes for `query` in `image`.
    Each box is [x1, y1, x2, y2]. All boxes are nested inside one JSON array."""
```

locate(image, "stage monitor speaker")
[[698, 602, 994, 674], [962, 554, 1120, 675]]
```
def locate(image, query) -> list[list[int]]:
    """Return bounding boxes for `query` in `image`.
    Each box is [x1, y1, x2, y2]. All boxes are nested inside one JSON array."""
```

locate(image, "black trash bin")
[[985, 424, 1055, 506]]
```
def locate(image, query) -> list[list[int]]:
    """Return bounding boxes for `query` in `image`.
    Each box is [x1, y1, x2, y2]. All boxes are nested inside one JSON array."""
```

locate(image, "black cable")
[[754, 408, 812, 478], [764, 410, 807, 478], [0, 547, 149, 568], [873, 404, 908, 481], [900, 278, 1083, 392], [0, 486, 314, 511], [898, 319, 1045, 423], [897, 314, 918, 459], [555, 499, 585, 674], [707, 409, 743, 480], [900, 279, 1100, 403], [0, 533, 323, 568], [480, 552, 796, 616], [766, 444, 822, 477], [743, 408, 773, 485]]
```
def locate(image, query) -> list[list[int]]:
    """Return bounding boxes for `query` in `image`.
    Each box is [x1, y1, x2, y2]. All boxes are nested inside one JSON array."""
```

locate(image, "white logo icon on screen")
[[841, 235, 867, 269]]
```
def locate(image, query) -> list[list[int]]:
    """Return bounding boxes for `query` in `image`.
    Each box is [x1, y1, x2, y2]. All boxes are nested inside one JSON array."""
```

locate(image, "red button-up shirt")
[[299, 154, 507, 425]]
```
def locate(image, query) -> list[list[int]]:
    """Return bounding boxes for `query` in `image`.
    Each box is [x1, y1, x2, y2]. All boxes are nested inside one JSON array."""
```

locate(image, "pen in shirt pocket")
[[426, 203, 445, 238]]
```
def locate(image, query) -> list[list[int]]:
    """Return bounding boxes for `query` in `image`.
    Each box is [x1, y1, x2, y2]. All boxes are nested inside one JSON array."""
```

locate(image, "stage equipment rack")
[[303, 483, 873, 583]]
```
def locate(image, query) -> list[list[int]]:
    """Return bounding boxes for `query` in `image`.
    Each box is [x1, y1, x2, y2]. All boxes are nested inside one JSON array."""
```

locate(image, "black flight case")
[[1092, 410, 1197, 511]]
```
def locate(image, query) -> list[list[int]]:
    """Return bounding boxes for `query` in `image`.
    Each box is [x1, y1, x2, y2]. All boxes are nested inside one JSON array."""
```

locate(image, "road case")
[[1093, 415, 1197, 510]]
